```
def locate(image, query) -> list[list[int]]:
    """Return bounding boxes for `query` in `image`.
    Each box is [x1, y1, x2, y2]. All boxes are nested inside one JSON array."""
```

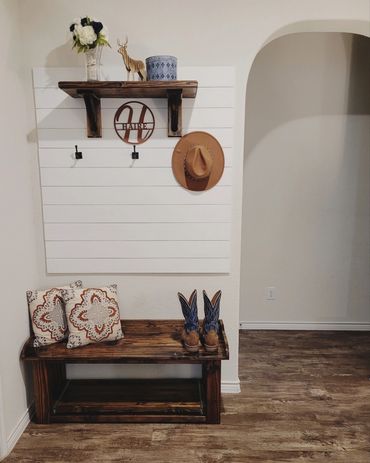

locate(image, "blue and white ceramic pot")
[[146, 55, 177, 80]]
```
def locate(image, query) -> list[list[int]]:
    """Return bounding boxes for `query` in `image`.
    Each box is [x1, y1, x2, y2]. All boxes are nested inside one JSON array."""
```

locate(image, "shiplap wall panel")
[[34, 66, 234, 273], [46, 241, 230, 259], [38, 147, 233, 168], [42, 186, 232, 205], [34, 87, 234, 109], [40, 167, 232, 186], [47, 259, 230, 274], [43, 205, 232, 223], [44, 223, 231, 241], [36, 107, 234, 130], [37, 128, 234, 148]]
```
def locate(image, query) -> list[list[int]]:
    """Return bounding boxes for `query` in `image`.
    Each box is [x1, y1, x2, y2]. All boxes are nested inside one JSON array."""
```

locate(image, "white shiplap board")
[[36, 107, 234, 129], [44, 223, 231, 241], [34, 66, 234, 273], [40, 167, 232, 186], [43, 204, 232, 223], [42, 186, 232, 205], [38, 147, 233, 167]]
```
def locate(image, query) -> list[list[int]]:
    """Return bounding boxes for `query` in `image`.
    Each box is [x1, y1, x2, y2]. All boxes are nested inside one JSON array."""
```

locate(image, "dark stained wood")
[[8, 330, 370, 463], [167, 89, 182, 137], [82, 92, 101, 138], [21, 320, 229, 363], [21, 320, 228, 425], [58, 81, 198, 98], [202, 360, 221, 424], [59, 379, 201, 405], [32, 362, 67, 424], [53, 379, 203, 417], [58, 81, 198, 138], [32, 361, 51, 424]]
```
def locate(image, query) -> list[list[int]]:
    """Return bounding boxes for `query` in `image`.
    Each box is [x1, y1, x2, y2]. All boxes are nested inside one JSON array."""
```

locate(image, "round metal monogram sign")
[[114, 101, 155, 145]]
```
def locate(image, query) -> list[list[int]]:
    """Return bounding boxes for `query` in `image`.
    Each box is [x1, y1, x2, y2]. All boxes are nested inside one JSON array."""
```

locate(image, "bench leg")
[[202, 360, 221, 424], [33, 361, 66, 423], [33, 360, 51, 423]]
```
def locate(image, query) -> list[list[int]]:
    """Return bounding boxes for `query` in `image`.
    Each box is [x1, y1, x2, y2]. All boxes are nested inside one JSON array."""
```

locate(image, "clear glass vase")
[[85, 46, 102, 81]]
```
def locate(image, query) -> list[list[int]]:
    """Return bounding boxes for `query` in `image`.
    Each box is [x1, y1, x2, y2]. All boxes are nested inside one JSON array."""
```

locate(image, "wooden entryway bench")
[[21, 320, 229, 424]]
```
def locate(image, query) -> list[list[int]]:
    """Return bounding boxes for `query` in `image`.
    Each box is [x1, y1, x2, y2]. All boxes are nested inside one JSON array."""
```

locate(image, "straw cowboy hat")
[[171, 131, 225, 191]]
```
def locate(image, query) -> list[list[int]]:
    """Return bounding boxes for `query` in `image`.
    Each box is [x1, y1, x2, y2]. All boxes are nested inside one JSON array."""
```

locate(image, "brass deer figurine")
[[117, 38, 147, 81]]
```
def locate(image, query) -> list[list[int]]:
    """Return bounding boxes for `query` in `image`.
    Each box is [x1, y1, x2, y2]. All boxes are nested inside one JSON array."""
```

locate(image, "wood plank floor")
[[4, 330, 370, 463]]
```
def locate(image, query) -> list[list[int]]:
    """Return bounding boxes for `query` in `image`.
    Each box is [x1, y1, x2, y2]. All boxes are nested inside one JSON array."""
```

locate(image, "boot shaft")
[[203, 290, 221, 334], [177, 290, 199, 333]]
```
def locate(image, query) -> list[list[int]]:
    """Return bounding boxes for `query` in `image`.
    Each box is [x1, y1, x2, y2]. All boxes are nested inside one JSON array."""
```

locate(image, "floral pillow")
[[62, 284, 124, 349], [27, 280, 83, 347]]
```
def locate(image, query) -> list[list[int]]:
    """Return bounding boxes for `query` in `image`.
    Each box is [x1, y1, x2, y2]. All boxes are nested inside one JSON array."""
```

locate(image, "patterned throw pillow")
[[62, 284, 124, 349], [27, 280, 83, 347]]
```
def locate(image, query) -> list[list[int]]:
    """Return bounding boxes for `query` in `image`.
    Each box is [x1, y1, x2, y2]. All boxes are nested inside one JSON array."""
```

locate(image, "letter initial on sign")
[[114, 101, 155, 145]]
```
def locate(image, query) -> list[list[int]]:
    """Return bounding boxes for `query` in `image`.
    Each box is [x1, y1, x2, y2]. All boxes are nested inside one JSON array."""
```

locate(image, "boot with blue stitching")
[[202, 290, 221, 352], [178, 290, 200, 352]]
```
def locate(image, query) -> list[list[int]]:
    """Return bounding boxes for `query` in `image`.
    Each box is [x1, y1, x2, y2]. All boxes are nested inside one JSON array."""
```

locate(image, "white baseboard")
[[240, 321, 370, 331], [5, 404, 33, 459], [221, 380, 241, 393]]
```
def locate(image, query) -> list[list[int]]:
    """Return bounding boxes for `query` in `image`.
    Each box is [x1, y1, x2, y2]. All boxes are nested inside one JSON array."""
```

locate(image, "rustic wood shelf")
[[58, 81, 198, 138], [22, 319, 229, 424], [52, 379, 204, 422]]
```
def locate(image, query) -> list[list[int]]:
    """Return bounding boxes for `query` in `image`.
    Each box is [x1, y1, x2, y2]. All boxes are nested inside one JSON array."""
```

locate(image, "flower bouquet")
[[69, 16, 110, 80]]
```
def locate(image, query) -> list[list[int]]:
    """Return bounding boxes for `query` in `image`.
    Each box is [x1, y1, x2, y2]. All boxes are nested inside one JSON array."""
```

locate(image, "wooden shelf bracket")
[[79, 90, 102, 138], [167, 89, 182, 137], [58, 81, 198, 139]]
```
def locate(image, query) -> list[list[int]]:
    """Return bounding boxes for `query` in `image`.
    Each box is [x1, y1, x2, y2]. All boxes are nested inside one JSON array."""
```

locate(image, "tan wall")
[[240, 33, 370, 326]]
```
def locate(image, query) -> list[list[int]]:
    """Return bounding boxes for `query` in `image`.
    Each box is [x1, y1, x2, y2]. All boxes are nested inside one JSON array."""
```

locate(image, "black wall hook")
[[131, 145, 139, 160], [75, 145, 83, 160]]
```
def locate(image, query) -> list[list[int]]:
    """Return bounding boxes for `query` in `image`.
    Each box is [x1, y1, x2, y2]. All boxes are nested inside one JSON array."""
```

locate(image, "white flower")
[[75, 25, 97, 46], [100, 26, 109, 41]]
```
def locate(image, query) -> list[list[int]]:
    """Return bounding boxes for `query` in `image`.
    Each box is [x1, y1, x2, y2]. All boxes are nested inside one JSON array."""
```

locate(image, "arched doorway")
[[240, 32, 370, 329]]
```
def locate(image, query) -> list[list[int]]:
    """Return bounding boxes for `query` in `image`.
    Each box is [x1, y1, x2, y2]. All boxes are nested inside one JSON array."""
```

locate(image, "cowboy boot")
[[178, 290, 200, 352], [202, 290, 221, 352]]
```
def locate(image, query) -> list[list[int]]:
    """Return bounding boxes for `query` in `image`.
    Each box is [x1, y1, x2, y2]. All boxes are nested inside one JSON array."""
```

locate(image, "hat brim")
[[171, 131, 225, 191]]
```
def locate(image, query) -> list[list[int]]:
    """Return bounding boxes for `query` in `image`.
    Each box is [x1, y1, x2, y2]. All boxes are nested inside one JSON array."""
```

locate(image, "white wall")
[[0, 0, 41, 457], [240, 33, 370, 328], [0, 0, 369, 458]]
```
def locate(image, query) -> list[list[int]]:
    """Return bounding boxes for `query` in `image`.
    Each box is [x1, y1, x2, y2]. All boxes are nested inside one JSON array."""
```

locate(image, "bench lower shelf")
[[51, 378, 206, 423]]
